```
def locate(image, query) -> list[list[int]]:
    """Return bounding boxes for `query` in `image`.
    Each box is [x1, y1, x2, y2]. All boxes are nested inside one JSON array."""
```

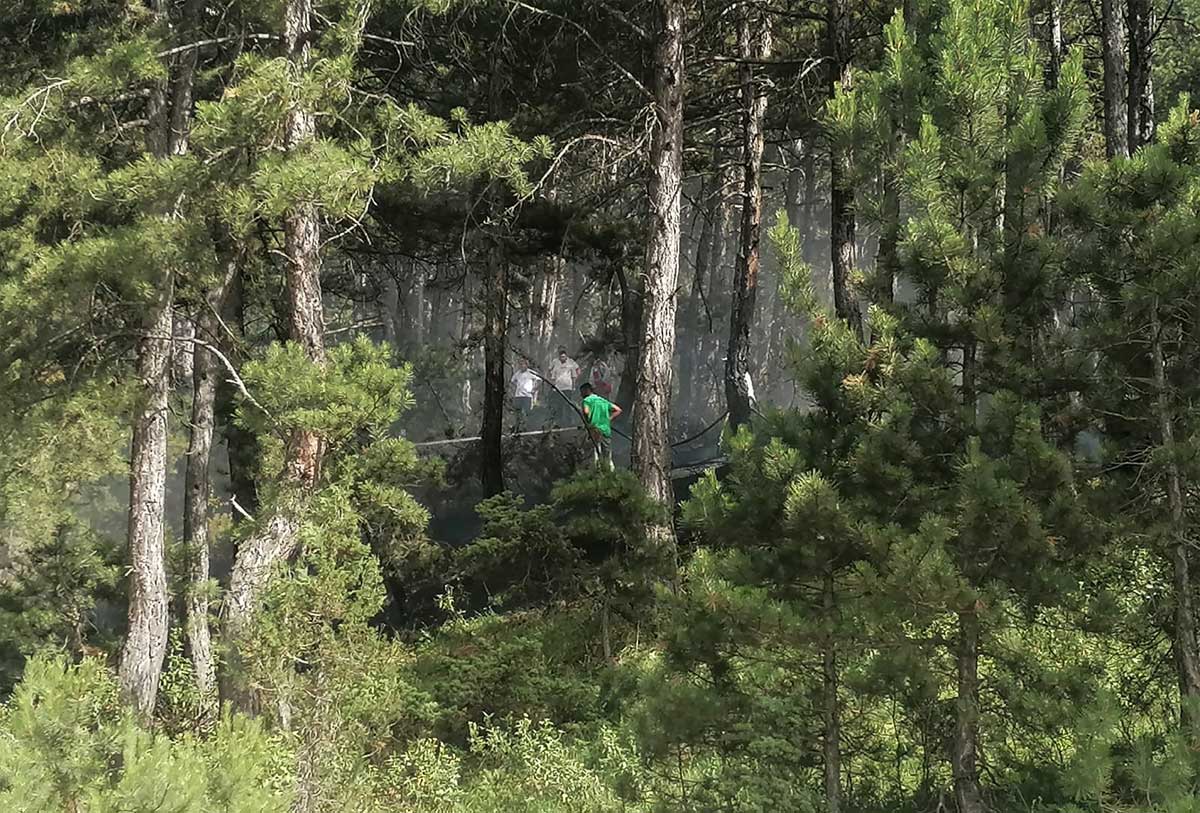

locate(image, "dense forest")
[[5, 0, 1200, 810]]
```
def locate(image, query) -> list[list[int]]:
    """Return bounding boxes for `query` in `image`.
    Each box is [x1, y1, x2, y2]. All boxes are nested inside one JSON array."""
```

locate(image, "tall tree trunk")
[[954, 607, 985, 813], [1101, 0, 1129, 158], [223, 0, 327, 673], [827, 0, 864, 340], [679, 168, 716, 422], [822, 570, 842, 813], [1151, 305, 1200, 728], [121, 281, 174, 719], [480, 245, 507, 497], [182, 246, 239, 728], [725, 2, 771, 432], [632, 0, 685, 561], [119, 0, 199, 718], [616, 266, 642, 413], [1127, 0, 1155, 150]]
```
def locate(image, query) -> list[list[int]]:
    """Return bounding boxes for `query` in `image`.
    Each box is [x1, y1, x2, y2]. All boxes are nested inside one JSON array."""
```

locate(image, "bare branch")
[[156, 33, 282, 59]]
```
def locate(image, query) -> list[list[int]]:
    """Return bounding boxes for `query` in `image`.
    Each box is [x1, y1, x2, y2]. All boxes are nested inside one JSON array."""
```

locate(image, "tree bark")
[[223, 0, 327, 668], [119, 0, 199, 718], [632, 0, 685, 561], [120, 280, 174, 719], [182, 244, 239, 728], [1127, 0, 1155, 150], [827, 0, 864, 340], [1151, 306, 1200, 728], [724, 2, 771, 432], [1101, 0, 1129, 158], [953, 607, 985, 813], [822, 570, 842, 813]]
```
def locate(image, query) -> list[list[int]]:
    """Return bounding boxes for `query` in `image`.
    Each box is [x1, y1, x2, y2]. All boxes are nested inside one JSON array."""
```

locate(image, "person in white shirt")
[[510, 356, 539, 419], [546, 346, 581, 424]]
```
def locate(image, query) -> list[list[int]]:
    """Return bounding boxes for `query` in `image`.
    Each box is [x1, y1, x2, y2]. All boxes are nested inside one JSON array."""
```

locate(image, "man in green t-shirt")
[[580, 382, 622, 469]]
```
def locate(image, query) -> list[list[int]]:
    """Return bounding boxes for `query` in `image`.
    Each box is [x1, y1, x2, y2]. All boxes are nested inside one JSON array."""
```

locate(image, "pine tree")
[[831, 1, 1088, 807], [1062, 97, 1200, 733]]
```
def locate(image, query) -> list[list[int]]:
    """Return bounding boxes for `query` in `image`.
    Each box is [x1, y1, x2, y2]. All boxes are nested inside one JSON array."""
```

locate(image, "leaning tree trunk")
[[1151, 305, 1200, 729], [632, 0, 685, 564], [1127, 0, 1155, 151], [827, 0, 864, 340], [119, 0, 199, 718], [1101, 0, 1129, 158], [223, 0, 327, 675], [724, 2, 771, 432]]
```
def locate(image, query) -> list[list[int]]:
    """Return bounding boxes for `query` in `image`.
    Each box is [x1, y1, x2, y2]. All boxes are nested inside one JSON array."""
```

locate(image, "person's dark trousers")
[[553, 390, 575, 425], [512, 396, 532, 430]]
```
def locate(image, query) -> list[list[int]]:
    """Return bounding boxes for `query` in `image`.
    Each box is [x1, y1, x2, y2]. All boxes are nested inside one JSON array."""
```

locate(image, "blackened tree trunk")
[[616, 265, 642, 413], [954, 607, 985, 813], [1128, 0, 1155, 150], [875, 168, 900, 307], [724, 2, 771, 432], [224, 0, 327, 664], [678, 167, 715, 422], [119, 0, 199, 718], [702, 127, 736, 414], [1101, 0, 1129, 158], [632, 0, 685, 560], [827, 0, 864, 340], [219, 269, 260, 519], [481, 245, 508, 497]]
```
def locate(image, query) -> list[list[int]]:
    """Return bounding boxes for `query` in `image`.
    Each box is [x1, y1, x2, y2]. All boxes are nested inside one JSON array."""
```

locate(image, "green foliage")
[[454, 470, 668, 615], [0, 656, 291, 812]]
